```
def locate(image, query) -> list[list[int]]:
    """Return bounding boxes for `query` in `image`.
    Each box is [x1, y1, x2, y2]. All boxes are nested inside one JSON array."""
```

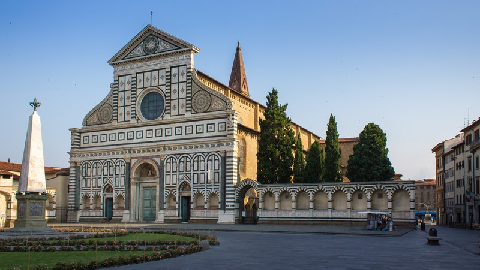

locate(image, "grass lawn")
[[33, 232, 197, 244], [0, 250, 156, 270], [0, 233, 205, 269]]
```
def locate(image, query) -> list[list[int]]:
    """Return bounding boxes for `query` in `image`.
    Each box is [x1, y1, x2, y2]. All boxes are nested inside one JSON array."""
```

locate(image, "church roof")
[[228, 42, 250, 97], [108, 25, 200, 66], [197, 70, 325, 142]]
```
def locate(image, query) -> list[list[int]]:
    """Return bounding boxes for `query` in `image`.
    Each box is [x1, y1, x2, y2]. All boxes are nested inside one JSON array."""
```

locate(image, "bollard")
[[421, 221, 425, 231], [428, 228, 437, 237]]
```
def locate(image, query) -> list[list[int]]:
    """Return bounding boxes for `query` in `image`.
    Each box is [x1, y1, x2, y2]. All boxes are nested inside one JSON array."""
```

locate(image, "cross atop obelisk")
[[18, 98, 46, 193], [30, 97, 41, 111]]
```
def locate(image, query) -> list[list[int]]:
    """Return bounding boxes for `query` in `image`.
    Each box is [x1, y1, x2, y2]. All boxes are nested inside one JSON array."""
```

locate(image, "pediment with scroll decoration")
[[108, 25, 199, 65]]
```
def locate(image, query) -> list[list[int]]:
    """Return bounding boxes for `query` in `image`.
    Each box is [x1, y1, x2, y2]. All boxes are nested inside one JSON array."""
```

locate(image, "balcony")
[[470, 138, 480, 151]]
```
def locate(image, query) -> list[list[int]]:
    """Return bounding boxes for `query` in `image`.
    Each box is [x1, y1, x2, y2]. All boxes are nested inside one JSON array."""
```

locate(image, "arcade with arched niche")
[[78, 159, 126, 221], [236, 180, 415, 226], [162, 152, 223, 223], [76, 151, 225, 223], [237, 179, 259, 224]]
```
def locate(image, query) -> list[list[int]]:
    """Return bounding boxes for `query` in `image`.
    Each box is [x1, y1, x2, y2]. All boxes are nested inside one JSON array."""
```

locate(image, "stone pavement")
[[107, 225, 480, 270], [423, 224, 480, 255], [3, 223, 479, 269], [78, 223, 477, 270]]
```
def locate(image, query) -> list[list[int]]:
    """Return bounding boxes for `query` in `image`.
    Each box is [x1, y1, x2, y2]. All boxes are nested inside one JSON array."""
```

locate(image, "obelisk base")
[[13, 193, 49, 229]]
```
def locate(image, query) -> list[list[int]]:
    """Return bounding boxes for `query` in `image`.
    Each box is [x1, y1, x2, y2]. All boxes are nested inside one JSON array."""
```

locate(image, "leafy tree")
[[324, 114, 342, 182], [257, 88, 295, 184], [304, 141, 324, 182], [293, 134, 305, 183], [346, 123, 395, 182]]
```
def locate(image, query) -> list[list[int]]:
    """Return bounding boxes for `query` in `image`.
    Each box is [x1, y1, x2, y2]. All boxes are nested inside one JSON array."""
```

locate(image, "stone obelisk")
[[13, 98, 51, 231]]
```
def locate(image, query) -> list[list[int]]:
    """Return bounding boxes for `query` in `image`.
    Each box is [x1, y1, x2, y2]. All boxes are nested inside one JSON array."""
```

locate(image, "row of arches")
[[236, 180, 414, 215], [81, 194, 125, 210], [260, 189, 410, 211], [81, 159, 126, 188], [165, 192, 219, 210], [164, 153, 221, 185]]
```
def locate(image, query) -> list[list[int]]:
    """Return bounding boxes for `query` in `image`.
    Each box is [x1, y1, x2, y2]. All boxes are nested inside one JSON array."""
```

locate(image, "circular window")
[[140, 92, 164, 120]]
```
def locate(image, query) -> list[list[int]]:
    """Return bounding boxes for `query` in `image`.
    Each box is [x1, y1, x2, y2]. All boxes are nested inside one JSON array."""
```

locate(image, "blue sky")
[[1, 0, 479, 180]]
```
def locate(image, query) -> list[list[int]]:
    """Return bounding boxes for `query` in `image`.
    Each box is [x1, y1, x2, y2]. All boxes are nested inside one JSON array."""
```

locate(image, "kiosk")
[[360, 211, 393, 231]]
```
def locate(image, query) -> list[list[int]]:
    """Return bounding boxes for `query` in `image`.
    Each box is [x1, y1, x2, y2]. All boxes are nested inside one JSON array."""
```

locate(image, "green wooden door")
[[143, 187, 156, 222], [181, 196, 190, 222], [105, 198, 113, 220]]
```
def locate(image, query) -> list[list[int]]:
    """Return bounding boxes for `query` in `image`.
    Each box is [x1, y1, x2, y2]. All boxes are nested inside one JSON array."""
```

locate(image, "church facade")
[[67, 25, 415, 225]]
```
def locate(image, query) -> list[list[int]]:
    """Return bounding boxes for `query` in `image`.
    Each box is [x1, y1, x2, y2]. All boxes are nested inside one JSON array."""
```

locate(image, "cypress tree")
[[293, 134, 305, 183], [304, 141, 324, 182], [319, 148, 325, 181], [324, 114, 342, 182], [346, 123, 395, 182], [257, 88, 295, 184]]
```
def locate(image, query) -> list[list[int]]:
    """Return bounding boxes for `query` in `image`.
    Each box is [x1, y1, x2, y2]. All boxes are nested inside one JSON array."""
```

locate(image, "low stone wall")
[[255, 210, 415, 228]]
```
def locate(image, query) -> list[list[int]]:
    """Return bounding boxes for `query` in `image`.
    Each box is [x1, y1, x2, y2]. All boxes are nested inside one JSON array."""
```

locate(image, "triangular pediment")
[[108, 25, 199, 65]]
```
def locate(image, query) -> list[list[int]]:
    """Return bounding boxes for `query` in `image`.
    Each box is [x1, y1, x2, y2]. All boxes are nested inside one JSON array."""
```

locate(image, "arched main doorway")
[[131, 161, 159, 222], [238, 186, 258, 224]]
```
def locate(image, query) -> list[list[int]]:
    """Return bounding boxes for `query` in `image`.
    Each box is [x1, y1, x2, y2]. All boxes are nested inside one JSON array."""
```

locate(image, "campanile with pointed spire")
[[229, 41, 250, 97]]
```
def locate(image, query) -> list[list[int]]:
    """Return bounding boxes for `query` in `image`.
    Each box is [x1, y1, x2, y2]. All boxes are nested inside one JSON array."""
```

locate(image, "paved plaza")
[[103, 224, 480, 270]]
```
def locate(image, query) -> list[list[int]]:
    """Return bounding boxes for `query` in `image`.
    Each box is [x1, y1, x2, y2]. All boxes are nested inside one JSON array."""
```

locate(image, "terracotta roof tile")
[[0, 170, 15, 176], [0, 161, 68, 175], [0, 161, 22, 171]]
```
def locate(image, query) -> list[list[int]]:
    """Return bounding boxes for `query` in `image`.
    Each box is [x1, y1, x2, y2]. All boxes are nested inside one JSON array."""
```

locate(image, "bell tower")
[[228, 42, 250, 98]]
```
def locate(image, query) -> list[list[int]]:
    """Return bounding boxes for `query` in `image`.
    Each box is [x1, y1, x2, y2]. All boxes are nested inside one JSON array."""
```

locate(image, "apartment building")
[[415, 179, 436, 212], [431, 142, 445, 225], [453, 141, 465, 223], [461, 118, 480, 224], [434, 117, 480, 225]]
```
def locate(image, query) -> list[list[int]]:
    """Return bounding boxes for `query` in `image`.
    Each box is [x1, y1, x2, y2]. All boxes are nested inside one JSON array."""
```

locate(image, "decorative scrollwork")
[[98, 104, 113, 124], [192, 91, 212, 113], [143, 35, 158, 55]]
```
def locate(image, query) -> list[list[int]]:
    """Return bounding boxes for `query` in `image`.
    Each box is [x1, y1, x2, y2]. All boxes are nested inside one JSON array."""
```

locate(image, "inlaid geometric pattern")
[[170, 65, 187, 116], [136, 69, 166, 122], [117, 75, 132, 123]]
